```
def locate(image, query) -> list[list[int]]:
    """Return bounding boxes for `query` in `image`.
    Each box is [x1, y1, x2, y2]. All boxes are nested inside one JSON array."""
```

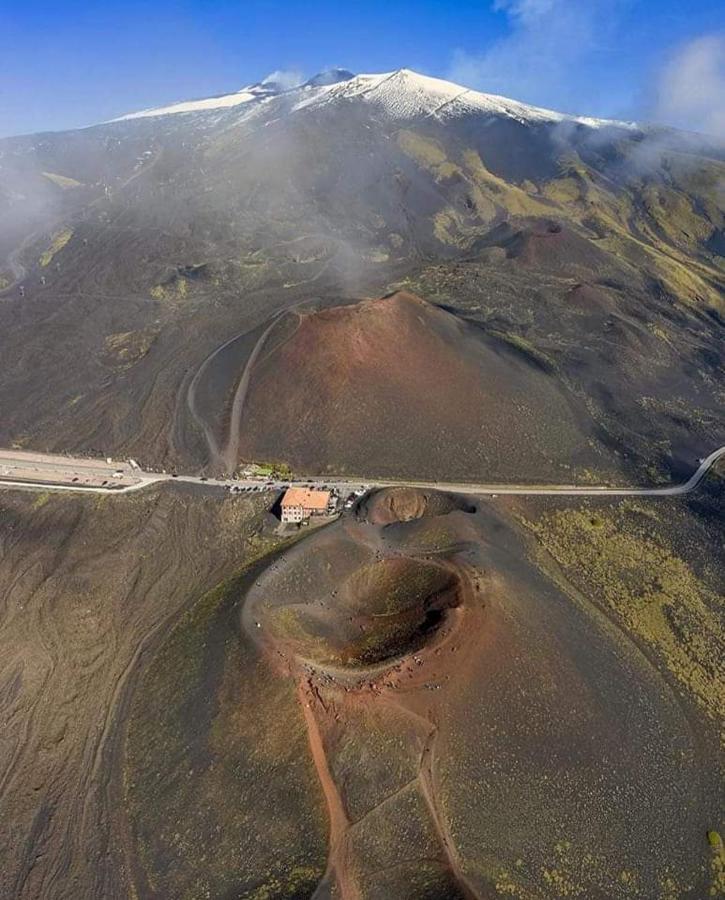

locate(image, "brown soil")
[[567, 282, 618, 312], [238, 290, 606, 482], [0, 484, 285, 900], [263, 554, 462, 669], [230, 487, 720, 899], [7, 482, 718, 898], [491, 220, 614, 274], [360, 486, 474, 525]]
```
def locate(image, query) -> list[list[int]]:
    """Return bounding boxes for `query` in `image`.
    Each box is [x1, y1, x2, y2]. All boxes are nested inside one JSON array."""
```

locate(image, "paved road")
[[0, 451, 146, 490], [0, 446, 723, 499]]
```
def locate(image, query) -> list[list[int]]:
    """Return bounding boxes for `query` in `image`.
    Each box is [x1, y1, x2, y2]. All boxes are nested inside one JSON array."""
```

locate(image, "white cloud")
[[448, 0, 619, 114], [492, 0, 559, 25], [654, 35, 725, 137], [261, 69, 304, 91]]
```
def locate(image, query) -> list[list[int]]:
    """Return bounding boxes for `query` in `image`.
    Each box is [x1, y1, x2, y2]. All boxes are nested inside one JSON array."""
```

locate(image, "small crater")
[[359, 487, 474, 526], [261, 556, 463, 670]]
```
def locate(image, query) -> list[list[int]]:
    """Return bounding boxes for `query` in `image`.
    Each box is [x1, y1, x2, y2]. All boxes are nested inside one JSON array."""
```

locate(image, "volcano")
[[237, 291, 605, 481]]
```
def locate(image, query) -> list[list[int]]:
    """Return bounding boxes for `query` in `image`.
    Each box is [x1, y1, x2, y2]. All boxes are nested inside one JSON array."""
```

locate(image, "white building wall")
[[281, 504, 305, 523]]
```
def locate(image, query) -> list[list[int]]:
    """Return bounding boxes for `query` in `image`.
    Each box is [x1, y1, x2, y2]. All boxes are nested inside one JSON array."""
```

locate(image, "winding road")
[[220, 309, 295, 473], [186, 304, 302, 473], [0, 445, 723, 499]]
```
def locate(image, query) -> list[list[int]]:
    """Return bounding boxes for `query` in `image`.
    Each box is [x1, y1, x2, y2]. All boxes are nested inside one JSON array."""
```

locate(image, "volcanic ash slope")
[[239, 290, 605, 481]]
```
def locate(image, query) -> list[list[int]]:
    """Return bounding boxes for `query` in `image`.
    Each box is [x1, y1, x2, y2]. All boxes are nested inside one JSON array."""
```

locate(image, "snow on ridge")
[[109, 87, 262, 122], [294, 68, 636, 130], [108, 67, 637, 131], [107, 69, 345, 123]]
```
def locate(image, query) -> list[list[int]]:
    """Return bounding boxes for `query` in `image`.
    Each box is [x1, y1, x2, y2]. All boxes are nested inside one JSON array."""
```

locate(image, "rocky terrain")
[[0, 69, 722, 481], [122, 476, 723, 899], [0, 484, 290, 898], [0, 68, 723, 900]]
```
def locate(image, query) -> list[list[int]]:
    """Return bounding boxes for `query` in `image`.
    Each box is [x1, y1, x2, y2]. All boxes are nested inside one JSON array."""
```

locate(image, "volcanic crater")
[[359, 485, 475, 525], [267, 556, 463, 669], [118, 484, 722, 900], [244, 486, 473, 674]]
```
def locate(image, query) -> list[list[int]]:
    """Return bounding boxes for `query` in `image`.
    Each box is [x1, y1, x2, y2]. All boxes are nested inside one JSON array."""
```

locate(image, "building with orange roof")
[[280, 486, 332, 523]]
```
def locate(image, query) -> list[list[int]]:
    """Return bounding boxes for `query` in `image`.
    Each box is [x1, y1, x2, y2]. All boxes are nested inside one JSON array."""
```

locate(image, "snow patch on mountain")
[[110, 90, 259, 122], [293, 69, 635, 130], [110, 67, 636, 131]]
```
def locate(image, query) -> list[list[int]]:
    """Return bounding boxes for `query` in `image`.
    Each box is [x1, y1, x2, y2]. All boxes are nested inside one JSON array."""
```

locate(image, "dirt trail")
[[184, 305, 302, 475], [265, 541, 487, 899], [186, 328, 252, 470], [221, 308, 301, 473], [417, 723, 483, 900], [300, 681, 362, 900], [377, 585, 487, 900]]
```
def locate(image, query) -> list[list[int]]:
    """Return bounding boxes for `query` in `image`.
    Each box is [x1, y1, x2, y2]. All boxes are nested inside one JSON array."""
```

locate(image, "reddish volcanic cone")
[[238, 291, 599, 480]]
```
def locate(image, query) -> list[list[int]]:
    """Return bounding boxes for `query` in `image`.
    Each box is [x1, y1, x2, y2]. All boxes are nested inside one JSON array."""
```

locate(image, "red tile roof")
[[281, 487, 331, 510]]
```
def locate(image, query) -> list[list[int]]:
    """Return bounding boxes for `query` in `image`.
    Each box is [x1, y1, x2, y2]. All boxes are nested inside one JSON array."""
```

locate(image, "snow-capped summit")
[[292, 69, 635, 130], [110, 66, 636, 131]]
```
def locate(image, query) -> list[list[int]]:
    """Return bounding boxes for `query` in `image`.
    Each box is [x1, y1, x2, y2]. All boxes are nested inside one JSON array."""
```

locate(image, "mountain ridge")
[[0, 55, 722, 482], [109, 67, 638, 131]]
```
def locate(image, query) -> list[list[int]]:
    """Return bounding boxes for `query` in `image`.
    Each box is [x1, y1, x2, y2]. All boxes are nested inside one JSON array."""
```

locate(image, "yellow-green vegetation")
[[150, 274, 188, 301], [491, 839, 653, 898], [247, 866, 322, 900], [41, 171, 83, 189], [648, 323, 672, 344], [542, 171, 586, 204], [396, 131, 553, 248], [397, 130, 459, 179], [31, 491, 51, 510], [349, 558, 451, 614], [434, 209, 471, 246], [638, 395, 723, 430], [525, 503, 725, 729], [455, 137, 724, 309], [244, 461, 292, 478], [578, 159, 724, 309], [362, 248, 390, 262], [104, 329, 157, 366], [237, 249, 293, 291], [571, 467, 611, 486], [393, 127, 722, 310], [0, 272, 11, 290], [707, 830, 725, 897], [238, 252, 271, 272], [266, 606, 324, 650], [461, 147, 552, 218], [39, 228, 73, 266]]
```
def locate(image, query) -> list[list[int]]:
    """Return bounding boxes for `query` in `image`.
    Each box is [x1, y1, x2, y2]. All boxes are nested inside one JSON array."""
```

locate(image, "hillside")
[[0, 68, 722, 480], [237, 290, 608, 481], [1, 65, 723, 900]]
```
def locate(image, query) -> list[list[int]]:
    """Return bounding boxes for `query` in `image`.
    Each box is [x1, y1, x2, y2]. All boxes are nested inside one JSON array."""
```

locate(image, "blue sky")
[[1, 0, 723, 137]]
